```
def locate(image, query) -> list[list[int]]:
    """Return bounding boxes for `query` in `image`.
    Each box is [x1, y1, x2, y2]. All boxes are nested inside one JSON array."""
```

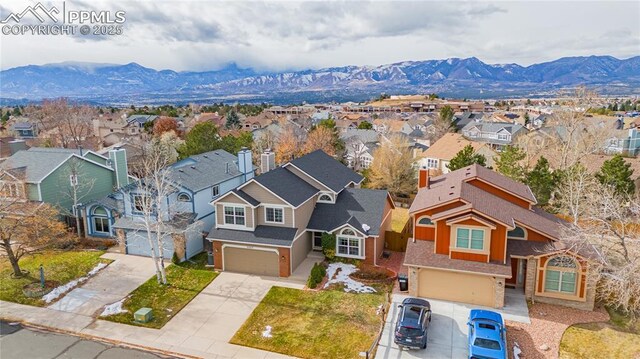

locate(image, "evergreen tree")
[[495, 145, 527, 182], [523, 112, 531, 126], [316, 118, 345, 155], [11, 107, 21, 116], [225, 109, 240, 129], [439, 105, 454, 124], [178, 122, 221, 159], [357, 121, 373, 130], [447, 144, 486, 171], [595, 155, 635, 196], [1, 110, 9, 123], [525, 156, 557, 207]]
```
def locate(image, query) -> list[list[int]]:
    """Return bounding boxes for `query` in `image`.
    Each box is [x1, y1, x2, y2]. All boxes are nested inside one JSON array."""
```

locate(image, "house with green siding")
[[0, 147, 131, 217]]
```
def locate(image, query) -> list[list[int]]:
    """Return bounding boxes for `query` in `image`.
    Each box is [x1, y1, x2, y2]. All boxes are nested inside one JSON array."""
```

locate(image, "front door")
[[312, 232, 323, 250], [516, 258, 527, 288]]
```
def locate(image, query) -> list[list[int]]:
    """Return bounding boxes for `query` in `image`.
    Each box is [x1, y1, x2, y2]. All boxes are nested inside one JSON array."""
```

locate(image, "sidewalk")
[[0, 254, 304, 359]]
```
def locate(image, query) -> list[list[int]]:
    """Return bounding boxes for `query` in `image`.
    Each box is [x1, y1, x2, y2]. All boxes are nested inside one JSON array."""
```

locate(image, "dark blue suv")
[[394, 298, 432, 349]]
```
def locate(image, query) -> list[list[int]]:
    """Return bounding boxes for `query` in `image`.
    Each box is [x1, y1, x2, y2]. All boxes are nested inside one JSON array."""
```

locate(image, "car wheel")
[[422, 337, 427, 349]]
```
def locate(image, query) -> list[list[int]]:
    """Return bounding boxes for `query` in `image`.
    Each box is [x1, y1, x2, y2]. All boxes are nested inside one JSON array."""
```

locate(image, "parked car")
[[394, 297, 431, 349], [467, 309, 507, 359]]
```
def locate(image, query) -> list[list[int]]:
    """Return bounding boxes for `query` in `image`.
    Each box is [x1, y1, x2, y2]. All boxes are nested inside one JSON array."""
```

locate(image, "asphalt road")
[[0, 321, 167, 359]]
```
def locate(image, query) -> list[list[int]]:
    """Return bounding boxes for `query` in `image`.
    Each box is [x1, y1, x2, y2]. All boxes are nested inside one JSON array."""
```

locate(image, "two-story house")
[[11, 121, 38, 138], [417, 133, 496, 174], [341, 129, 380, 170], [0, 147, 131, 215], [604, 128, 640, 157], [405, 165, 599, 310], [83, 149, 254, 261], [462, 121, 528, 151], [207, 150, 394, 277]]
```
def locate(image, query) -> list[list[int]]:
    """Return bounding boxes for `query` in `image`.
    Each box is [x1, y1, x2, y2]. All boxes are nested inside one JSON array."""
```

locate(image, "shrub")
[[307, 263, 327, 289], [171, 252, 180, 264], [321, 233, 336, 260]]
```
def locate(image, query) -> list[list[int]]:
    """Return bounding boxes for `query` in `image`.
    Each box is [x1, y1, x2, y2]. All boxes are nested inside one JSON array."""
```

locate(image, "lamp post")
[[39, 264, 45, 288]]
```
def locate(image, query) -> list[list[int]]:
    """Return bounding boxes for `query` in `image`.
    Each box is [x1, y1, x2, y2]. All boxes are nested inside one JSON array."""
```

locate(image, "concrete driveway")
[[375, 290, 529, 359], [48, 253, 158, 317]]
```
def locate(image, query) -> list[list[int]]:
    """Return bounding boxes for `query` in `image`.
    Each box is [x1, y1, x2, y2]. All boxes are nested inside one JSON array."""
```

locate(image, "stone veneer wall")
[[494, 277, 505, 308]]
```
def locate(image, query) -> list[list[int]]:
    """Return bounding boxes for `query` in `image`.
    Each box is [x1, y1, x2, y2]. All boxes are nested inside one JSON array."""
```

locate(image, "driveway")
[[375, 289, 529, 359], [48, 253, 158, 317]]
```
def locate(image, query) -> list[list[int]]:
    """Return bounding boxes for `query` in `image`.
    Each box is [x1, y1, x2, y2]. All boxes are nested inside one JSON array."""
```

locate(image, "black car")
[[394, 297, 432, 349]]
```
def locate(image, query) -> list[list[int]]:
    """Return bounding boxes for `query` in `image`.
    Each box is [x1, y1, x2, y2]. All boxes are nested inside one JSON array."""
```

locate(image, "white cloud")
[[0, 0, 638, 71]]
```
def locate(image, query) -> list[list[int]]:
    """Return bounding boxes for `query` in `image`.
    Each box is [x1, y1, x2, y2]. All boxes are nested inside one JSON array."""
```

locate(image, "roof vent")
[[203, 155, 208, 158], [178, 169, 184, 173], [190, 166, 196, 169], [449, 192, 454, 195]]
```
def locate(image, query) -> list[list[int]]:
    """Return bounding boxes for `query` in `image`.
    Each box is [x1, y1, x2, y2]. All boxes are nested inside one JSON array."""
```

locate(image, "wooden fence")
[[385, 230, 409, 252]]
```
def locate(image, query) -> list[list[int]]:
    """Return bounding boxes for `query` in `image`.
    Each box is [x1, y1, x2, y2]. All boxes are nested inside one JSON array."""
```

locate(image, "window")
[[337, 228, 361, 257], [224, 206, 245, 226], [177, 193, 191, 202], [92, 206, 110, 234], [318, 193, 333, 203], [417, 216, 434, 226], [132, 194, 145, 213], [455, 228, 484, 250], [426, 158, 438, 168], [508, 226, 526, 240], [212, 185, 220, 198], [360, 156, 372, 169], [69, 174, 78, 186], [265, 207, 284, 223], [0, 181, 23, 198], [498, 133, 509, 141], [544, 256, 578, 294]]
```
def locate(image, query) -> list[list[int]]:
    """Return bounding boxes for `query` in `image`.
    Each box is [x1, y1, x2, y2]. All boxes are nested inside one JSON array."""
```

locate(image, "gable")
[[466, 178, 531, 209], [240, 181, 288, 206]]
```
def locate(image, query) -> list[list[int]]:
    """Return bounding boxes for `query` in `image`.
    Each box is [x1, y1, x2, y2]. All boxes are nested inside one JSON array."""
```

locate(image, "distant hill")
[[1, 55, 638, 105]]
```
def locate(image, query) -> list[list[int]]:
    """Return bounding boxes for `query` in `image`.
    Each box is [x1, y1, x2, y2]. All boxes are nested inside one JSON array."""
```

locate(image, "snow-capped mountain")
[[1, 55, 638, 104]]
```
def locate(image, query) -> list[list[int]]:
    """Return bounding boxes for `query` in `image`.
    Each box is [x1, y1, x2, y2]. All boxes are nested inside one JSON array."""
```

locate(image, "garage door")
[[223, 246, 279, 276], [418, 268, 495, 307], [125, 231, 174, 259]]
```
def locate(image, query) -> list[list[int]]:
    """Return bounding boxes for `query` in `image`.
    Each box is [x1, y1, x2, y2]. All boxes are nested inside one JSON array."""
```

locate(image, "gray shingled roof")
[[340, 129, 379, 144], [168, 150, 251, 193], [0, 147, 109, 183], [306, 188, 389, 236], [253, 167, 318, 207], [232, 189, 260, 206], [288, 150, 363, 192], [207, 225, 297, 246]]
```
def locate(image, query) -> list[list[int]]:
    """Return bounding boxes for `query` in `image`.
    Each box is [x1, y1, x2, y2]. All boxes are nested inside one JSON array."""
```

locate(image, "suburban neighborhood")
[[1, 1, 639, 359]]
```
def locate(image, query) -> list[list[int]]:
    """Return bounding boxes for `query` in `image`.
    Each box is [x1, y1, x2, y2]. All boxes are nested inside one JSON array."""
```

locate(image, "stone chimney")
[[261, 149, 276, 174], [418, 167, 430, 190], [237, 147, 254, 181], [8, 139, 27, 155]]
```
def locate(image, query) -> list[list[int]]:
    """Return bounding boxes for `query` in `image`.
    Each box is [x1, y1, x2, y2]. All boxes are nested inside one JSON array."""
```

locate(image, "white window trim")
[[264, 205, 285, 224], [416, 215, 435, 227], [177, 192, 191, 202], [450, 224, 489, 254], [507, 225, 527, 240], [543, 256, 580, 296], [335, 228, 365, 259], [317, 192, 334, 204], [212, 185, 220, 198], [223, 205, 247, 227]]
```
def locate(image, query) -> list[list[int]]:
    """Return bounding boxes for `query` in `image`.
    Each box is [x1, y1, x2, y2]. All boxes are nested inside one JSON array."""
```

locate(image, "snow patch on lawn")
[[43, 262, 108, 304], [262, 325, 273, 338], [324, 263, 376, 293], [100, 297, 128, 316]]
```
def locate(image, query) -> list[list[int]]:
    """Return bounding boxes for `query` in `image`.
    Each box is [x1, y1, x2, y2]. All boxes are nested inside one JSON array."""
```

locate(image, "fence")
[[385, 231, 409, 252], [363, 291, 392, 359]]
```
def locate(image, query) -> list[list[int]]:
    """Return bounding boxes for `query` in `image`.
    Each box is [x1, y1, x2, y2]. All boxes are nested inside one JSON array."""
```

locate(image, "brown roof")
[[420, 133, 483, 160], [404, 240, 512, 277], [507, 238, 603, 262]]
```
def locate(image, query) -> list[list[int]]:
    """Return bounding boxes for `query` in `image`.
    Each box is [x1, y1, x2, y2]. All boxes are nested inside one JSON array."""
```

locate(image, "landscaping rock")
[[539, 344, 550, 351]]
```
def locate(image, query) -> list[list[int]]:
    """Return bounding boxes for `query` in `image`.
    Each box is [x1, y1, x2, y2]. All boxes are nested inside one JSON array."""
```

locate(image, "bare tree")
[[367, 134, 416, 195], [57, 159, 96, 236], [555, 164, 599, 224], [31, 98, 95, 148]]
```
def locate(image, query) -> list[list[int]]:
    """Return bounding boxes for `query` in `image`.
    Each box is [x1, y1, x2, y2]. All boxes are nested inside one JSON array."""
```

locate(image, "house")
[[462, 121, 528, 151], [0, 147, 131, 214], [603, 128, 640, 157], [341, 129, 380, 170], [417, 133, 496, 173], [452, 112, 484, 131], [87, 149, 255, 261], [405, 165, 599, 310], [207, 150, 394, 277], [11, 122, 38, 138]]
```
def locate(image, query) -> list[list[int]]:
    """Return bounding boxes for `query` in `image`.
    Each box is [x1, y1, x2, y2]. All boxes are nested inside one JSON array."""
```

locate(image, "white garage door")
[[125, 231, 174, 259], [418, 268, 496, 307]]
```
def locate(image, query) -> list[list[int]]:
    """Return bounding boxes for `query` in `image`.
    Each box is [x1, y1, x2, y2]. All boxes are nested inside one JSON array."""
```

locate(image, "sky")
[[0, 0, 639, 71]]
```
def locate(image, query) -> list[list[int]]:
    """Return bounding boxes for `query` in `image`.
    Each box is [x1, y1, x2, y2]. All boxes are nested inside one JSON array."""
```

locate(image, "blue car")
[[467, 309, 507, 359], [394, 298, 431, 349]]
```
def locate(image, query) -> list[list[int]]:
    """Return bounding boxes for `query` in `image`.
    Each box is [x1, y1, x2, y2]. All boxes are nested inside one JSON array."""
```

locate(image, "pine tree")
[[447, 144, 486, 171], [595, 154, 635, 196], [525, 156, 557, 207], [495, 145, 527, 182], [225, 109, 240, 129], [357, 121, 373, 130]]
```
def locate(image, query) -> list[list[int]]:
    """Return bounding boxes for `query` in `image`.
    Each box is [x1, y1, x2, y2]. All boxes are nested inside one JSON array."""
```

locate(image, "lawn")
[[102, 253, 218, 328], [390, 207, 409, 232], [0, 250, 108, 306], [559, 308, 640, 359], [231, 286, 386, 359]]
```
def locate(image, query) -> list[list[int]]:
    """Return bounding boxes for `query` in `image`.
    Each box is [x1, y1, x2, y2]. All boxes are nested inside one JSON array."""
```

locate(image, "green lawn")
[[391, 207, 409, 232], [559, 308, 640, 359], [102, 253, 218, 328], [0, 250, 109, 306], [231, 286, 386, 359]]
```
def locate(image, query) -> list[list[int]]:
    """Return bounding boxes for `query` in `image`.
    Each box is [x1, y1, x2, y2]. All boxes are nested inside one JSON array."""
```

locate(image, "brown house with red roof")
[[405, 164, 599, 310]]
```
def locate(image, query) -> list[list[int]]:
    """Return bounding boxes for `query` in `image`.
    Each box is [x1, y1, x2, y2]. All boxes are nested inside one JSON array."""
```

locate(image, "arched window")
[[318, 193, 332, 203], [177, 193, 191, 202], [417, 216, 434, 226], [337, 228, 361, 257], [92, 206, 110, 234], [341, 228, 356, 236], [507, 226, 526, 240], [544, 256, 578, 295]]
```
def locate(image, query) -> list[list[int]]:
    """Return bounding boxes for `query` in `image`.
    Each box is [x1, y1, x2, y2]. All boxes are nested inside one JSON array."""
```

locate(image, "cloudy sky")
[[0, 0, 638, 71]]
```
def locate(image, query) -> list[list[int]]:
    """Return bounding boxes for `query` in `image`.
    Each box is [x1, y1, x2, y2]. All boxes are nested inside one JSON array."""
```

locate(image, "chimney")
[[8, 139, 27, 155], [418, 167, 430, 189], [108, 147, 130, 189], [261, 149, 276, 174], [237, 147, 253, 181]]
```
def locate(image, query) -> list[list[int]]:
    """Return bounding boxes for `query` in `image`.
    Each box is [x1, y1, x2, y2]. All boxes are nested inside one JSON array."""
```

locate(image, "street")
[[0, 321, 166, 359]]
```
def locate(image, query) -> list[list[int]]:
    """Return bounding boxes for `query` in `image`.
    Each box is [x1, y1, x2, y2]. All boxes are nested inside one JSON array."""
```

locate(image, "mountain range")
[[1, 55, 639, 105]]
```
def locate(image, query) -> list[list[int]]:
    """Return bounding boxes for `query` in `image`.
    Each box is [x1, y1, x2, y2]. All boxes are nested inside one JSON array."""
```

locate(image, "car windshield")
[[403, 305, 422, 321], [398, 326, 422, 336], [474, 338, 501, 350]]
